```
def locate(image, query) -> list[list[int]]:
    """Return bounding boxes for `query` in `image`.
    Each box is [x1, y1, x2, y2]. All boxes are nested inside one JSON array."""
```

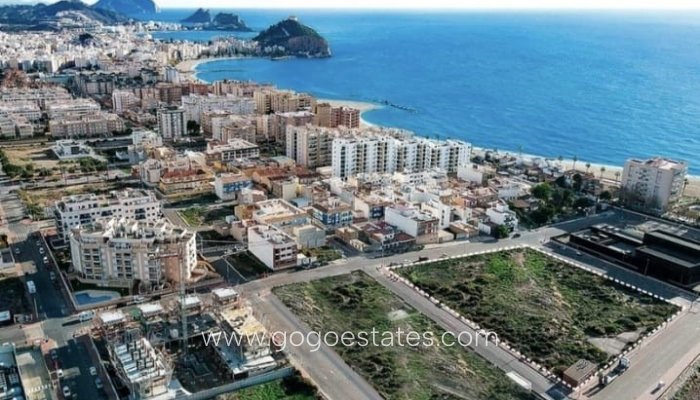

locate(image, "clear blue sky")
[[3, 0, 700, 9]]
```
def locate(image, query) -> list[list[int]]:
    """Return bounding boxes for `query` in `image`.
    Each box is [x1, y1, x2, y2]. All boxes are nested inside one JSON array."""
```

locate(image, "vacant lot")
[[398, 248, 678, 374], [0, 277, 30, 316], [671, 361, 700, 400], [217, 375, 319, 400], [274, 271, 533, 400]]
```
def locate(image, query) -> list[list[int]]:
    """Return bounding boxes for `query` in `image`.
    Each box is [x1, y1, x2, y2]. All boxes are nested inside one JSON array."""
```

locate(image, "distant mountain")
[[181, 8, 210, 24], [181, 9, 251, 32], [211, 12, 251, 31], [93, 0, 158, 15], [253, 17, 331, 58], [0, 0, 128, 31]]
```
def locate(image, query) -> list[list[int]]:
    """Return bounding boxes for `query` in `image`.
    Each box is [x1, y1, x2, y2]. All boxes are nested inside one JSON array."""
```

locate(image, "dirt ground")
[[4, 145, 64, 170]]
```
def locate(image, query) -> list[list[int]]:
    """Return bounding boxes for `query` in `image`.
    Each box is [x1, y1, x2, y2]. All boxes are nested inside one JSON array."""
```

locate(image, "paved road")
[[250, 294, 384, 400]]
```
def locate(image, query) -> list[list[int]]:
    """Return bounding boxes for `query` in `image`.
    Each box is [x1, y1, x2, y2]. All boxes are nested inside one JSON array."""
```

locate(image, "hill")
[[253, 17, 331, 58], [181, 8, 210, 24], [0, 0, 128, 30], [93, 0, 158, 15]]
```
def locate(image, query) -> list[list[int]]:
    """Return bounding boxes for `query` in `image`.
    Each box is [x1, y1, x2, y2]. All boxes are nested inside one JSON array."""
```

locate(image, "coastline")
[[178, 56, 699, 198]]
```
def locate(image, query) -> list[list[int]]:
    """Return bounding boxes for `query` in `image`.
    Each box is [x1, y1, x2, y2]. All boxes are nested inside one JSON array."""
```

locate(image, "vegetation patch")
[[398, 248, 678, 374], [274, 271, 533, 400], [217, 374, 320, 400], [670, 360, 700, 400]]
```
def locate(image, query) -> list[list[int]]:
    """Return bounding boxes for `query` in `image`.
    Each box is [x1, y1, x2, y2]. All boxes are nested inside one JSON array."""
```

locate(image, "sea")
[[147, 9, 700, 174]]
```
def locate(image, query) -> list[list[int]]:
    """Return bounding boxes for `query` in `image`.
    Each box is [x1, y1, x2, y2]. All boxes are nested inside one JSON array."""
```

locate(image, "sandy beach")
[[176, 56, 698, 198], [473, 147, 700, 198]]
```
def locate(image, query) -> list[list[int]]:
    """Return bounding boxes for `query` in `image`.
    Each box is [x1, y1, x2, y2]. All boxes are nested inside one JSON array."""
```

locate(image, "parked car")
[[89, 366, 97, 376], [62, 386, 71, 398], [50, 350, 58, 360], [56, 369, 64, 378]]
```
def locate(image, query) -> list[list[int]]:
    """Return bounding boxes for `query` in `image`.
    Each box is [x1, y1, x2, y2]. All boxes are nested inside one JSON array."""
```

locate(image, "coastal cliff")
[[93, 0, 158, 15], [253, 17, 331, 58]]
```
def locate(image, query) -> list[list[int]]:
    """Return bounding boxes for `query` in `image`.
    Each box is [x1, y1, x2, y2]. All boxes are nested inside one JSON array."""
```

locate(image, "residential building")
[[69, 218, 197, 287], [248, 224, 298, 270], [157, 106, 186, 140], [252, 199, 310, 231], [621, 157, 688, 213], [485, 201, 518, 231], [310, 197, 353, 229], [314, 103, 361, 128], [182, 94, 255, 124], [285, 125, 334, 169], [205, 139, 260, 163], [54, 189, 161, 240], [49, 113, 124, 138], [214, 172, 253, 201], [385, 203, 439, 244]]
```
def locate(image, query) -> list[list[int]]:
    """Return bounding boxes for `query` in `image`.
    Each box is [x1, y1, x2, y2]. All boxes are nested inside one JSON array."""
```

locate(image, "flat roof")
[[563, 359, 597, 381], [99, 310, 126, 325], [212, 287, 239, 300], [137, 303, 164, 316]]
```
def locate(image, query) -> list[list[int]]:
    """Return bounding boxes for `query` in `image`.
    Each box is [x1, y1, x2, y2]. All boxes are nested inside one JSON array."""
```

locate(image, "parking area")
[[50, 338, 107, 400]]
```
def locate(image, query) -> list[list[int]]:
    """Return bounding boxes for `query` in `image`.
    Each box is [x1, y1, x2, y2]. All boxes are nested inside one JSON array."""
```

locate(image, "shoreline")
[[177, 56, 699, 197]]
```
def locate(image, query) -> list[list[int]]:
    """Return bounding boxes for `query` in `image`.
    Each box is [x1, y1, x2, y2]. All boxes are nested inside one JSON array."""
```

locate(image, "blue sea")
[[148, 9, 700, 174]]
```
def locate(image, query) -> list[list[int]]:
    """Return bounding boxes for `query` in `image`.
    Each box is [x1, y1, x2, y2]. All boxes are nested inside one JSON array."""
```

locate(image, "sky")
[[4, 0, 700, 8]]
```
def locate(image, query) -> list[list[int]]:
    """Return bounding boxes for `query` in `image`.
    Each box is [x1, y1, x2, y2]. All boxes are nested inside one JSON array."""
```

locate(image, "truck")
[[26, 280, 36, 294], [600, 357, 630, 386]]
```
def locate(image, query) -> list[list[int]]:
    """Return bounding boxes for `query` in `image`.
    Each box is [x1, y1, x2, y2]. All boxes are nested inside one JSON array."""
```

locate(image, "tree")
[[572, 155, 578, 171], [614, 170, 621, 183], [600, 166, 606, 179], [585, 162, 591, 174], [573, 197, 594, 209], [495, 225, 511, 239], [554, 175, 568, 188], [186, 120, 201, 136], [599, 191, 612, 201], [532, 183, 553, 201], [572, 173, 583, 192]]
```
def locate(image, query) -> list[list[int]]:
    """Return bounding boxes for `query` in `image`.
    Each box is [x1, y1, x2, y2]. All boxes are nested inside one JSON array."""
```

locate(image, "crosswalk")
[[26, 382, 52, 394]]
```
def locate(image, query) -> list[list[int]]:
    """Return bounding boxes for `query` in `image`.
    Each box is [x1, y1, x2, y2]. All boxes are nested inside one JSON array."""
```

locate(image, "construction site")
[[87, 286, 289, 400]]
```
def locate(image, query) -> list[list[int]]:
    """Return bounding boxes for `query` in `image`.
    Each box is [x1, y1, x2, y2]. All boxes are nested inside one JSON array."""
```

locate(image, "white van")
[[78, 310, 95, 322]]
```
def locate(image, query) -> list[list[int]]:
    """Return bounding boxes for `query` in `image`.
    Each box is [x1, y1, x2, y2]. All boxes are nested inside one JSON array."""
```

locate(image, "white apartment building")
[[0, 87, 72, 108], [457, 163, 495, 185], [69, 218, 197, 287], [621, 157, 688, 212], [385, 203, 439, 244], [54, 189, 161, 240], [0, 101, 42, 122], [332, 135, 470, 178], [182, 94, 256, 124], [46, 98, 101, 119], [485, 202, 519, 230], [157, 106, 186, 140], [112, 90, 139, 114], [248, 224, 298, 270], [205, 139, 260, 163], [49, 113, 124, 138], [332, 135, 398, 178], [0, 113, 32, 138]]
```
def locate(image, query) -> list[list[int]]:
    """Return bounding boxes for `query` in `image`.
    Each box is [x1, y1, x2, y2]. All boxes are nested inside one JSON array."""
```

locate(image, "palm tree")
[[517, 144, 523, 160], [585, 162, 591, 174], [572, 155, 578, 171], [557, 155, 564, 167], [600, 166, 606, 179], [614, 170, 621, 184]]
